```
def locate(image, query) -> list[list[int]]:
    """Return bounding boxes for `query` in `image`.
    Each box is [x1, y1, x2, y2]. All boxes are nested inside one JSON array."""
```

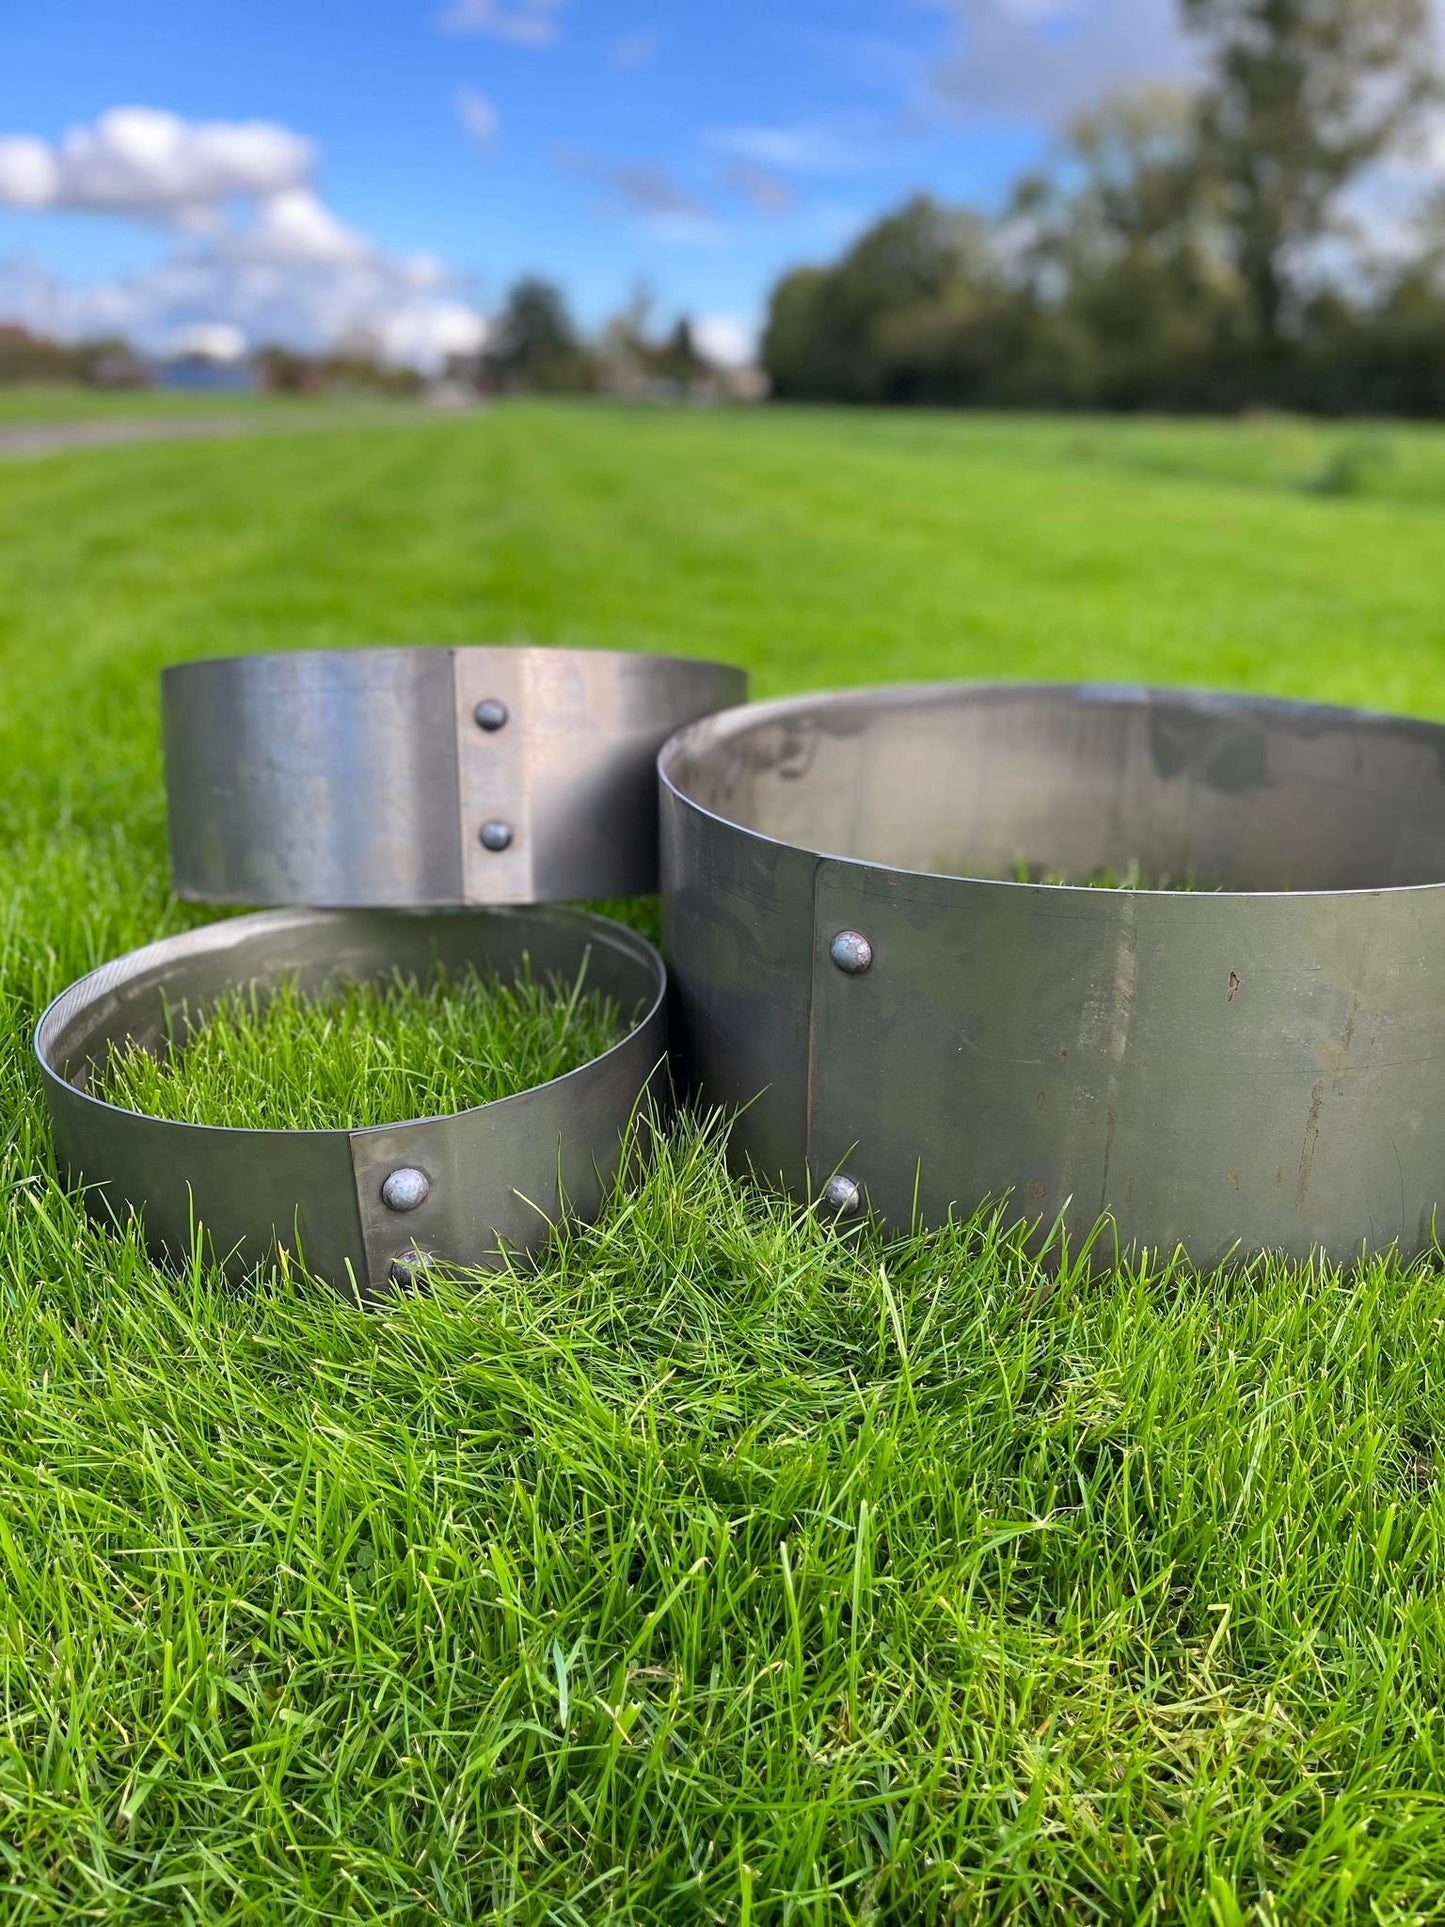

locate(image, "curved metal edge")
[[34, 906, 668, 1303], [164, 646, 747, 909], [658, 681, 1445, 1264], [658, 679, 1445, 900]]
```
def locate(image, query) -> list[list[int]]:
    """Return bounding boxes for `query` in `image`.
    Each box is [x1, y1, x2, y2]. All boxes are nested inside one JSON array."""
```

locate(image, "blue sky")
[[0, 1, 1217, 365]]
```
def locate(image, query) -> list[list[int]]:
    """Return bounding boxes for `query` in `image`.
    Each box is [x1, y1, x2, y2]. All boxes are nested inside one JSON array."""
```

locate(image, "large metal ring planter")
[[36, 905, 667, 1301], [163, 646, 746, 907], [659, 682, 1445, 1268]]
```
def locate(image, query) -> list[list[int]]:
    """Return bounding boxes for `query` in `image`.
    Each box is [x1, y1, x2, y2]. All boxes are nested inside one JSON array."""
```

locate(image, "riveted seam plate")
[[807, 860, 875, 1217], [164, 647, 747, 909], [344, 1006, 668, 1300], [453, 649, 536, 905]]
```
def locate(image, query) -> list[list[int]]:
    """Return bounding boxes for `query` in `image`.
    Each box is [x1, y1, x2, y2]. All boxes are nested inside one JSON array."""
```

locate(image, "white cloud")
[[706, 124, 857, 172], [456, 88, 500, 146], [932, 0, 1197, 125], [991, 0, 1081, 20], [556, 146, 720, 240], [931, 0, 1445, 128], [373, 300, 486, 366], [436, 0, 562, 45], [722, 162, 794, 215], [0, 107, 313, 224], [0, 242, 488, 372], [612, 32, 660, 70], [693, 314, 756, 369], [172, 321, 248, 361], [0, 137, 58, 209], [0, 105, 485, 372], [233, 188, 371, 265]]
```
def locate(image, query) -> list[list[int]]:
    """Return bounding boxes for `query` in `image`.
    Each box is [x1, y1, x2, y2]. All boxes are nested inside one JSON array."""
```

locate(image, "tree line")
[[763, 0, 1445, 415], [476, 282, 760, 400], [0, 291, 747, 402]]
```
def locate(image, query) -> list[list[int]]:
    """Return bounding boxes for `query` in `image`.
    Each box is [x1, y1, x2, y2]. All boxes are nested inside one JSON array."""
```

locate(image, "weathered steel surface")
[[36, 905, 666, 1299], [164, 647, 746, 908], [659, 683, 1445, 1264]]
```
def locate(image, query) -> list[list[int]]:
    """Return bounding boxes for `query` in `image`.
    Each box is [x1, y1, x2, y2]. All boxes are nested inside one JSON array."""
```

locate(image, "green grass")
[[5, 401, 1445, 1920], [95, 964, 625, 1130]]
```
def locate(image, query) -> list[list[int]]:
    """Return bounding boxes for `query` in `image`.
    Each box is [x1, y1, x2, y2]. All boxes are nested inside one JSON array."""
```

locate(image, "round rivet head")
[[474, 698, 508, 732], [829, 930, 873, 975], [381, 1166, 429, 1213], [820, 1173, 863, 1216], [388, 1248, 427, 1291], [479, 819, 513, 852]]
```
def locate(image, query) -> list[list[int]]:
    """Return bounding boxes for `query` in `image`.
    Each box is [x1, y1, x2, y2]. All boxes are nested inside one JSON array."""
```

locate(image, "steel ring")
[[659, 681, 1445, 1266], [36, 905, 667, 1300], [163, 645, 746, 908]]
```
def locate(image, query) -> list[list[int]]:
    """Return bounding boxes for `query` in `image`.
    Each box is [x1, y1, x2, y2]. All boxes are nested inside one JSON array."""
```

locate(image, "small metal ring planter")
[[36, 905, 667, 1301], [659, 682, 1445, 1267], [163, 646, 746, 908]]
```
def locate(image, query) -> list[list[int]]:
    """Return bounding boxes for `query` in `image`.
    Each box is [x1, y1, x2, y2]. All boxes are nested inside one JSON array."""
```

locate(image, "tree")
[[761, 196, 1013, 403], [1009, 89, 1251, 408], [754, 2, 1445, 417], [1182, 0, 1438, 351], [759, 267, 835, 399], [656, 316, 705, 387], [490, 277, 590, 392]]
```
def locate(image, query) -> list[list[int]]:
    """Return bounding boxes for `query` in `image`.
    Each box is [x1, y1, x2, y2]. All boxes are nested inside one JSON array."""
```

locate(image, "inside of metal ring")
[[40, 907, 658, 1090], [662, 683, 1445, 892], [36, 906, 667, 1297]]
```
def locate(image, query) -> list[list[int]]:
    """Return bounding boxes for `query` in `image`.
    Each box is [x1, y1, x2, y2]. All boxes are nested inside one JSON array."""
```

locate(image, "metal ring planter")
[[163, 647, 746, 908], [36, 905, 667, 1301], [659, 682, 1445, 1268]]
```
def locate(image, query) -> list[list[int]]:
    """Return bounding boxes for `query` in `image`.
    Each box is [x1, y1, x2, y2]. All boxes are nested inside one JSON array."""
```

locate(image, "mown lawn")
[[4, 401, 1445, 1923]]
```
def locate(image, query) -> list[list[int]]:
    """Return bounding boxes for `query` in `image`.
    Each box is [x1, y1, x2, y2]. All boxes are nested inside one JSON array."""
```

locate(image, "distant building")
[[153, 352, 259, 394], [154, 323, 257, 394]]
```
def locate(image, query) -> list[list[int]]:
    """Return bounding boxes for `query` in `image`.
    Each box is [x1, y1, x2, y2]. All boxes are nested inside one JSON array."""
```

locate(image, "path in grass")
[[0, 398, 456, 458], [3, 403, 1445, 1921], [0, 411, 323, 458]]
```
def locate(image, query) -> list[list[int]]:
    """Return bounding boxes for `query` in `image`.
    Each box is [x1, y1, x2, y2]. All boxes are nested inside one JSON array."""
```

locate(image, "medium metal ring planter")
[[36, 905, 667, 1301], [659, 682, 1445, 1267], [163, 646, 746, 907]]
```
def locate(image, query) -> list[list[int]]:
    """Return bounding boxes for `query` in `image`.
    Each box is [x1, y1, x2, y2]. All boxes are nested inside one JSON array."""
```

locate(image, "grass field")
[[5, 400, 1445, 1923]]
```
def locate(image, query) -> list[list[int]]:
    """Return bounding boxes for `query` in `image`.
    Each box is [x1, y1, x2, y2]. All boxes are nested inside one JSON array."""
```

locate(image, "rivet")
[[380, 1166, 429, 1212], [820, 1173, 862, 1216], [474, 698, 509, 732], [829, 929, 873, 975], [479, 819, 513, 852], [388, 1248, 427, 1291]]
